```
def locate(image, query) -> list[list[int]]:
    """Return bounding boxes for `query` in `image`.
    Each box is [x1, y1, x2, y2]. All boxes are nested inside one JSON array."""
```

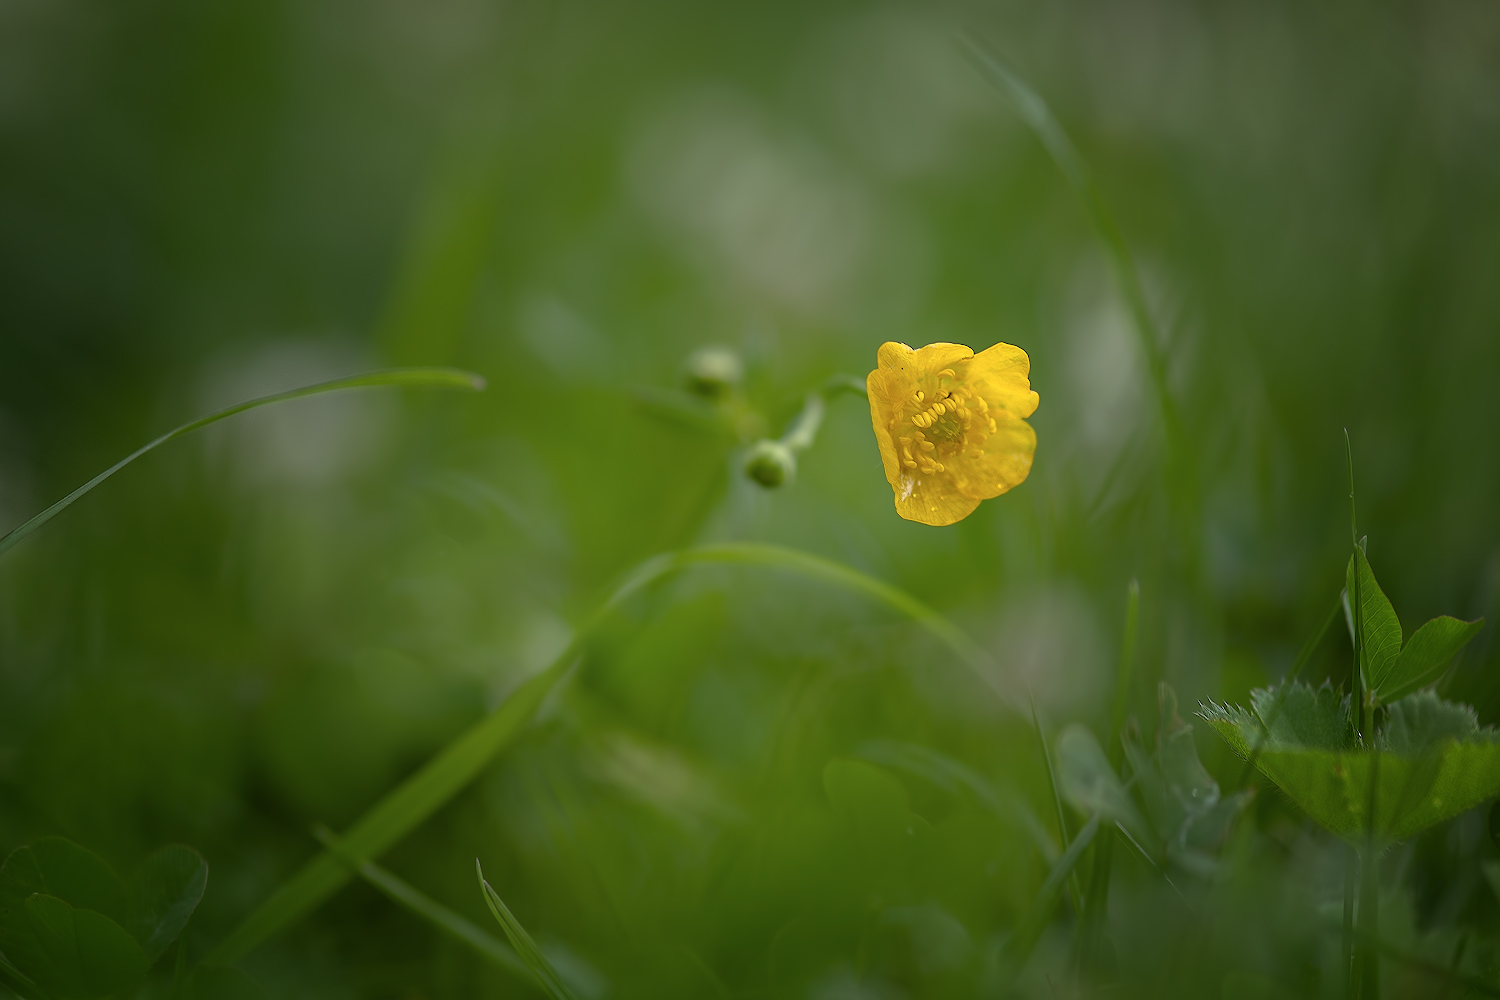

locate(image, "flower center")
[[894, 367, 995, 477]]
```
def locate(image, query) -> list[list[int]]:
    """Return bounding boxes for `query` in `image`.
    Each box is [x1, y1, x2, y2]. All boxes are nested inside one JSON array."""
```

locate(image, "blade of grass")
[[1076, 579, 1142, 980], [205, 650, 568, 967], [959, 34, 1181, 464], [476, 860, 579, 1000], [1031, 698, 1081, 916], [0, 367, 486, 559], [1108, 579, 1142, 760], [1343, 845, 1357, 999], [0, 951, 43, 1000], [207, 542, 1005, 964], [312, 825, 527, 979], [1000, 813, 1102, 983]]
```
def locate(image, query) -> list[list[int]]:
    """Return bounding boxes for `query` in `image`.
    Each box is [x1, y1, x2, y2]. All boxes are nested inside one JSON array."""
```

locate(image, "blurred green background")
[[3, 0, 1500, 997]]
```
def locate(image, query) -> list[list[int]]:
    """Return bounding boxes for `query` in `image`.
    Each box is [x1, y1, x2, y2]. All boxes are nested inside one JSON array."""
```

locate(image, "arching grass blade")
[[0, 367, 485, 559]]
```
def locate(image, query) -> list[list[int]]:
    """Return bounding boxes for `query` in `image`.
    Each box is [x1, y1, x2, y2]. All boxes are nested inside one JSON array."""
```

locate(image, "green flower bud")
[[685, 345, 744, 400], [744, 440, 796, 488]]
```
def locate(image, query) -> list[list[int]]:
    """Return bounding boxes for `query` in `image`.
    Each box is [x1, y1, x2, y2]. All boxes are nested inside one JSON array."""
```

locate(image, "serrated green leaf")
[[1055, 725, 1147, 839], [1348, 549, 1402, 694], [1205, 690, 1500, 842], [126, 845, 207, 964], [1381, 616, 1485, 703], [1249, 681, 1353, 751], [1379, 691, 1481, 755]]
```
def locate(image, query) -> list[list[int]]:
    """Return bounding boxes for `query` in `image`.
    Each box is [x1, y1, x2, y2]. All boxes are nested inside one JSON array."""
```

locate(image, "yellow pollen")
[[915, 391, 925, 402], [919, 440, 934, 452], [937, 368, 956, 378], [932, 403, 945, 416], [904, 460, 917, 468]]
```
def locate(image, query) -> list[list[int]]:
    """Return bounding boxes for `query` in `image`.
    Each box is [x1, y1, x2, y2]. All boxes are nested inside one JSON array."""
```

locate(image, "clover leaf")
[[0, 837, 209, 998], [1345, 549, 1484, 705]]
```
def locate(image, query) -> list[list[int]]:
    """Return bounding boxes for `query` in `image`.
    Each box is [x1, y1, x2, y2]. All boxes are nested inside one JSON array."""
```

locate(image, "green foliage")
[[4, 3, 1500, 997], [1346, 549, 1484, 706], [0, 837, 206, 999], [1122, 686, 1253, 866], [1204, 684, 1500, 842], [1058, 685, 1250, 869], [125, 845, 207, 965], [186, 967, 270, 1000]]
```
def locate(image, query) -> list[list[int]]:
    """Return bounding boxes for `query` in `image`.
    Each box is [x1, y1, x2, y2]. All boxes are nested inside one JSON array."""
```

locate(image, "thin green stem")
[[1346, 430, 1366, 742]]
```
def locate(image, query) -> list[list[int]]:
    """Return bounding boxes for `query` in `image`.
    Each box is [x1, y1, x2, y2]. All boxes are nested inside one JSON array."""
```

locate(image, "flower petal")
[[956, 410, 1036, 500], [966, 341, 1038, 418], [892, 471, 983, 526], [908, 342, 975, 378], [866, 364, 910, 487], [876, 341, 914, 370]]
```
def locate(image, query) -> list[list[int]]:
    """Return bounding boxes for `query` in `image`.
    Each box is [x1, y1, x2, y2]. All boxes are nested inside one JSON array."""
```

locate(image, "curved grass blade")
[[0, 367, 486, 559], [476, 860, 579, 1000], [313, 826, 527, 980], [207, 542, 1002, 964], [958, 34, 1179, 455], [663, 543, 1004, 698]]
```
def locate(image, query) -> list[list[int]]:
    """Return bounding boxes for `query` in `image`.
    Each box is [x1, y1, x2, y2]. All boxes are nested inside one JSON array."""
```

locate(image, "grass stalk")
[[1000, 813, 1102, 984], [1031, 698, 1082, 916], [1074, 579, 1141, 981], [1343, 846, 1357, 999], [312, 825, 528, 979], [959, 35, 1183, 472], [206, 542, 1005, 965], [476, 860, 580, 1000], [0, 367, 486, 560]]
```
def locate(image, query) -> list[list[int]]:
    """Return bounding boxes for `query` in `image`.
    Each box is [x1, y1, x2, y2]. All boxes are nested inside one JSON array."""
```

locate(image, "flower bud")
[[744, 439, 796, 488], [685, 345, 744, 400]]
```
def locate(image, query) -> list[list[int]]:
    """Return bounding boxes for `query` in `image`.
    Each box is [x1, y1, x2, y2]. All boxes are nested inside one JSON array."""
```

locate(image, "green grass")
[[3, 3, 1500, 999]]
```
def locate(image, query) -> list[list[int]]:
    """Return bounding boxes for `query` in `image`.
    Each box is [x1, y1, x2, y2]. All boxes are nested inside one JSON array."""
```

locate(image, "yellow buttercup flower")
[[867, 341, 1039, 526]]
